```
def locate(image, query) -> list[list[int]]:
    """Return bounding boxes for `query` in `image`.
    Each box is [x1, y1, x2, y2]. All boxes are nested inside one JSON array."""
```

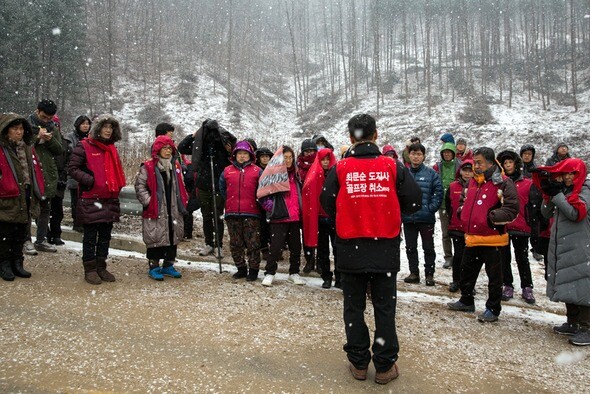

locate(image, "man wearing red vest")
[[321, 114, 421, 385]]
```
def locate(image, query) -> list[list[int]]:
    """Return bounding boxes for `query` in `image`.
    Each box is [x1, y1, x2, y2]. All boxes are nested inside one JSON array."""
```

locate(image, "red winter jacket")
[[221, 161, 262, 217], [459, 166, 519, 247], [506, 176, 532, 235], [446, 180, 467, 234]]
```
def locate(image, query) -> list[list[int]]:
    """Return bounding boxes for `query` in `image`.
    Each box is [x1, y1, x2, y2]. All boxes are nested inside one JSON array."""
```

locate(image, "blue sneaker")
[[149, 267, 164, 281], [161, 265, 182, 278], [477, 309, 499, 322]]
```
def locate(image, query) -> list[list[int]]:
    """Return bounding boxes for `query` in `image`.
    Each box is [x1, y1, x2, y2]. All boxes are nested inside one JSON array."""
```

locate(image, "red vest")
[[80, 140, 120, 199], [0, 145, 45, 199], [506, 177, 532, 234], [223, 162, 261, 216], [447, 180, 465, 233], [335, 156, 400, 239]]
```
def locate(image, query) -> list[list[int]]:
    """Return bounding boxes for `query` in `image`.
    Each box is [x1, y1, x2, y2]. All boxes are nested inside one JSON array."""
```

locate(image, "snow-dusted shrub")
[[138, 104, 170, 126], [459, 101, 495, 125]]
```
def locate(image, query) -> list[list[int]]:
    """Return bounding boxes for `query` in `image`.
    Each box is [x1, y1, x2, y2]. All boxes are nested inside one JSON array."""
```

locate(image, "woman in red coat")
[[68, 115, 125, 285]]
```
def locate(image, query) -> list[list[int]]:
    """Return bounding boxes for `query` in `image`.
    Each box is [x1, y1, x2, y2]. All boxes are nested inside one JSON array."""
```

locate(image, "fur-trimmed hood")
[[0, 113, 33, 146], [89, 114, 122, 143]]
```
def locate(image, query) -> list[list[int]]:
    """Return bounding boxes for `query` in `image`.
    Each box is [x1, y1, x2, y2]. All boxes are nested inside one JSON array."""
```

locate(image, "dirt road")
[[1, 243, 589, 393]]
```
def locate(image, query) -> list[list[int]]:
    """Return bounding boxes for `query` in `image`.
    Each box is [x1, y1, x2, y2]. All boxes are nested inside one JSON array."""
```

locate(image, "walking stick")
[[209, 148, 223, 273]]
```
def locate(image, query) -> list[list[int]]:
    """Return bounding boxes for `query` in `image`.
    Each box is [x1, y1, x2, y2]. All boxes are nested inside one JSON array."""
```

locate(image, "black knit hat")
[[256, 147, 273, 159], [300, 139, 317, 153]]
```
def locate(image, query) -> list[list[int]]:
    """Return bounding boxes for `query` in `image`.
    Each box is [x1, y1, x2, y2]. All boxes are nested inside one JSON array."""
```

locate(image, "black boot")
[[246, 269, 259, 282], [11, 258, 31, 278], [303, 255, 315, 274], [232, 265, 248, 279], [0, 261, 15, 281]]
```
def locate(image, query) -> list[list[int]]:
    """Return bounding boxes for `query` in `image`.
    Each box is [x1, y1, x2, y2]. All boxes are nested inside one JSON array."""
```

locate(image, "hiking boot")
[[532, 251, 544, 262], [149, 267, 164, 281], [82, 260, 102, 285], [34, 240, 57, 253], [334, 279, 342, 289], [447, 300, 475, 312], [10, 258, 31, 278], [161, 264, 182, 278], [48, 237, 65, 245], [0, 261, 15, 281], [73, 225, 84, 233], [477, 309, 499, 323], [375, 363, 399, 385], [522, 287, 535, 304], [553, 322, 581, 336], [232, 266, 248, 279], [501, 285, 514, 301], [569, 330, 590, 346], [246, 269, 259, 282], [198, 245, 214, 256], [425, 275, 435, 286], [261, 274, 274, 287], [302, 259, 315, 274], [449, 282, 459, 292], [403, 272, 420, 283], [288, 273, 305, 285], [348, 363, 368, 381], [23, 241, 38, 256], [96, 257, 115, 282], [322, 278, 332, 289], [443, 256, 453, 269]]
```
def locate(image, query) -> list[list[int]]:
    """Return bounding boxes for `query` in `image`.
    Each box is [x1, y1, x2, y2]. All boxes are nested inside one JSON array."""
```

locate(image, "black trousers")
[[264, 221, 301, 275], [183, 212, 194, 238], [403, 222, 436, 276], [198, 188, 224, 248], [566, 303, 590, 328], [317, 217, 336, 281], [69, 189, 79, 227], [146, 245, 178, 262], [49, 194, 64, 239], [459, 246, 503, 316], [0, 222, 27, 262], [82, 222, 113, 262], [501, 235, 533, 289], [450, 234, 466, 283], [341, 272, 399, 373]]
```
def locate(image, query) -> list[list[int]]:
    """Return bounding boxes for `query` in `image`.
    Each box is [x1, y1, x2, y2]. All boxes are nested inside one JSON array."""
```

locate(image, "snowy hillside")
[[112, 66, 590, 166]]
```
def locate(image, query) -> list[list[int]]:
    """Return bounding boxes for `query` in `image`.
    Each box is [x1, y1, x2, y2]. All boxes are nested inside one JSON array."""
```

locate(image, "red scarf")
[[87, 138, 126, 193], [302, 149, 336, 247], [142, 136, 188, 219], [533, 158, 588, 222]]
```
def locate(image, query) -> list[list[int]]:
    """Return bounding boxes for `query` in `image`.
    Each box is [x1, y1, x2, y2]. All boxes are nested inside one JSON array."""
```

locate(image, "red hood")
[[533, 158, 587, 197], [152, 135, 177, 158]]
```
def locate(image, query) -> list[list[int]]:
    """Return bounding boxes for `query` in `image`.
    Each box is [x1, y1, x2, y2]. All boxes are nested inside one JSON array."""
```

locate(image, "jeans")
[[34, 199, 51, 243], [341, 272, 399, 373], [403, 222, 436, 276]]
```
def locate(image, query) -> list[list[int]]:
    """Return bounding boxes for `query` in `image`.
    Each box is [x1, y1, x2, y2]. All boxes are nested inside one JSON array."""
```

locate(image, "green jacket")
[[0, 113, 42, 222], [28, 113, 63, 198], [434, 142, 461, 207]]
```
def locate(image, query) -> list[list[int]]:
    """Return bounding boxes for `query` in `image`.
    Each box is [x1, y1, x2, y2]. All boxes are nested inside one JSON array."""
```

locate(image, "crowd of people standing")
[[1, 102, 589, 385]]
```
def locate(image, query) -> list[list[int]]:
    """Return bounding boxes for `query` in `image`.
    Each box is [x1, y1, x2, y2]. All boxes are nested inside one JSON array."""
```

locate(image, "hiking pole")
[[209, 147, 223, 273]]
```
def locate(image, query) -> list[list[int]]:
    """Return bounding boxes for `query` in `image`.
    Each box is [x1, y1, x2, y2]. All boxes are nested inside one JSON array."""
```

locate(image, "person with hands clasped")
[[447, 147, 519, 323], [534, 158, 590, 346]]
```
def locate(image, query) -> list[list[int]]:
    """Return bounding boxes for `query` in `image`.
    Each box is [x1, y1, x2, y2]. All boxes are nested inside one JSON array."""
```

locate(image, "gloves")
[[540, 178, 563, 197]]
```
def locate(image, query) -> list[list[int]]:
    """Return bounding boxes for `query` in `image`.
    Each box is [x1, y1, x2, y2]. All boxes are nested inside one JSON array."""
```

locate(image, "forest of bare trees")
[[1, 0, 589, 123]]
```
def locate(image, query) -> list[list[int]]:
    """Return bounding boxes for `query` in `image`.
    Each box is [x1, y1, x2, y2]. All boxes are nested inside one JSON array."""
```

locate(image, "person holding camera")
[[26, 99, 63, 253], [178, 119, 236, 256], [534, 158, 590, 346]]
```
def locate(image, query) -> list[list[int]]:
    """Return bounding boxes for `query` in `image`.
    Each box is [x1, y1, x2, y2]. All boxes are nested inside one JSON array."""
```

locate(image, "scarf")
[[88, 137, 126, 193], [143, 157, 188, 220]]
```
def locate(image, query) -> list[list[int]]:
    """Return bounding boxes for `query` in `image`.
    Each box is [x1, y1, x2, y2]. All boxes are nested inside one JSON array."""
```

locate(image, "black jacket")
[[321, 142, 422, 273]]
